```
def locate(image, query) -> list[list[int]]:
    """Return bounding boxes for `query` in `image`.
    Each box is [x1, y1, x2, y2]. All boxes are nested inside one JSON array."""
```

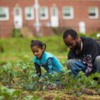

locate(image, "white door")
[[79, 21, 86, 34], [14, 7, 23, 29], [50, 6, 59, 27]]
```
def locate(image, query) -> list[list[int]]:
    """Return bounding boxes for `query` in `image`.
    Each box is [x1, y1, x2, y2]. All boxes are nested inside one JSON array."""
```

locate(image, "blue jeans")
[[94, 56, 100, 73], [67, 56, 100, 77], [67, 59, 86, 77]]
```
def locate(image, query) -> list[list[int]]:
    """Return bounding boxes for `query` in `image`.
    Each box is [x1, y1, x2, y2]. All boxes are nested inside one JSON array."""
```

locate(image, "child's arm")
[[34, 63, 42, 77], [39, 58, 53, 79], [47, 58, 53, 74]]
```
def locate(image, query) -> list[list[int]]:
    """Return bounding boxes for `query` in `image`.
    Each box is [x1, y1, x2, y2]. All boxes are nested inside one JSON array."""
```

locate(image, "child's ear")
[[42, 47, 45, 51], [43, 47, 45, 51], [42, 44, 46, 50]]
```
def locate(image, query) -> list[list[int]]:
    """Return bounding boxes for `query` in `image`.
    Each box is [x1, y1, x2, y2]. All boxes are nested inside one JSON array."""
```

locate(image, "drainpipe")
[[34, 0, 40, 34]]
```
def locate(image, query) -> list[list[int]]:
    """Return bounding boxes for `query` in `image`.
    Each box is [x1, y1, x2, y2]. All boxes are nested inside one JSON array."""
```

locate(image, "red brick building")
[[0, 0, 100, 37]]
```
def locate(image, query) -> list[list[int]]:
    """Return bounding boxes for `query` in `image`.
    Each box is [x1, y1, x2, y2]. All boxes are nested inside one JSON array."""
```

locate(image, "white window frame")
[[62, 6, 74, 19], [13, 6, 22, 16], [40, 7, 48, 20], [0, 7, 9, 21], [88, 7, 99, 19], [25, 7, 34, 20]]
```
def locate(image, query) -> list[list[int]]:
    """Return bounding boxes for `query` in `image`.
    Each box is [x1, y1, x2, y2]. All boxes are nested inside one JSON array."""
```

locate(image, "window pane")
[[40, 7, 46, 17], [89, 8, 95, 16], [40, 7, 48, 19], [89, 7, 98, 19], [0, 8, 6, 17], [15, 8, 20, 16], [64, 7, 70, 16], [52, 8, 57, 16], [63, 6, 74, 19], [26, 7, 32, 17], [0, 7, 9, 20], [25, 7, 34, 20], [0, 14, 6, 18], [64, 13, 70, 16]]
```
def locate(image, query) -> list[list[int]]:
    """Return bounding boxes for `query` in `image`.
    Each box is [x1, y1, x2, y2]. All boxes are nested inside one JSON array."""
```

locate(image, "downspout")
[[34, 0, 40, 35]]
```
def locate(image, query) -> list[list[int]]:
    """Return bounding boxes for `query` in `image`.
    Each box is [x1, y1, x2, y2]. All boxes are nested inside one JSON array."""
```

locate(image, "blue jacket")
[[33, 52, 63, 76]]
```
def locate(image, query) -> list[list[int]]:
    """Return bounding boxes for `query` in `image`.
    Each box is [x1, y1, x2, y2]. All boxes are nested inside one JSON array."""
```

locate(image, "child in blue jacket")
[[30, 40, 64, 80]]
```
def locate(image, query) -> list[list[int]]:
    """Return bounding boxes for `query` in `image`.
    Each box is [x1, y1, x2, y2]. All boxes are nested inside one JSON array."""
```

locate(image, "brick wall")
[[0, 0, 100, 37]]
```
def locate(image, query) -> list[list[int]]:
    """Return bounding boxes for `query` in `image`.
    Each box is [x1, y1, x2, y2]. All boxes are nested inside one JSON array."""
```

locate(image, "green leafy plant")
[[0, 86, 21, 100]]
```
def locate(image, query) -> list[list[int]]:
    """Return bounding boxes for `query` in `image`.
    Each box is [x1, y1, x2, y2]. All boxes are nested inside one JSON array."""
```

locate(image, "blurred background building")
[[0, 0, 100, 38]]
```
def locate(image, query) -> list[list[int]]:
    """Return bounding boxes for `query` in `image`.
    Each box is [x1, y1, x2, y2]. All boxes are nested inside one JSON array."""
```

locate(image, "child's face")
[[31, 45, 44, 59]]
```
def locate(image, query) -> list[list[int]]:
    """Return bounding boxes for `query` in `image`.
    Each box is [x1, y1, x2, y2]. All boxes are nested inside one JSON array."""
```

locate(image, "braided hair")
[[30, 40, 46, 51]]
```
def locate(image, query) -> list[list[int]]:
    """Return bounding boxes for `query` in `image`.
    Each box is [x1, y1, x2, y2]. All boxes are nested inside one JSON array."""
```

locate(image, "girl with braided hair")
[[30, 40, 64, 81]]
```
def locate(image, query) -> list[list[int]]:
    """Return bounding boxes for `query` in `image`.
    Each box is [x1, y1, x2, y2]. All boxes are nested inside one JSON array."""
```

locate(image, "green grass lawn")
[[0, 35, 68, 63]]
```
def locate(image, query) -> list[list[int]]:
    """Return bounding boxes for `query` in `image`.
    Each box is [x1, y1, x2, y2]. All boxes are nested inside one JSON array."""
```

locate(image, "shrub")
[[12, 29, 22, 37]]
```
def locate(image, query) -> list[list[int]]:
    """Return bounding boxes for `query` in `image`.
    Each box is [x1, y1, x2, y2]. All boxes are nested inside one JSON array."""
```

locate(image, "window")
[[25, 7, 34, 20], [40, 7, 48, 20], [51, 6, 58, 17], [62, 7, 74, 19], [88, 7, 99, 19], [15, 8, 20, 16], [0, 7, 9, 21], [14, 6, 22, 17]]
